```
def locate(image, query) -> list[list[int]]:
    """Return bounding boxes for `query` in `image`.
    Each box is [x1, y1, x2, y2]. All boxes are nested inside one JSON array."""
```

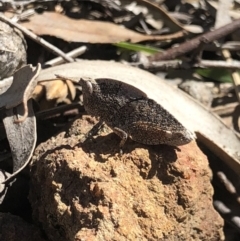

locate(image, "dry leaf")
[[214, 0, 232, 28], [120, 0, 203, 33], [0, 64, 41, 122], [2, 100, 36, 184], [32, 78, 76, 109], [20, 11, 185, 43], [207, 0, 240, 20], [0, 77, 12, 95], [0, 64, 40, 183]]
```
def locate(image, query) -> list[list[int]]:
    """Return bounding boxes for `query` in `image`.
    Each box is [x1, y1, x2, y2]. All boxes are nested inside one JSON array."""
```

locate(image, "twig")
[[54, 74, 80, 84], [219, 41, 240, 51], [203, 41, 240, 52], [44, 46, 87, 66], [36, 102, 84, 120], [0, 13, 74, 63], [11, 9, 35, 22], [147, 18, 240, 62], [142, 59, 240, 71], [0, 46, 87, 82], [212, 103, 238, 116]]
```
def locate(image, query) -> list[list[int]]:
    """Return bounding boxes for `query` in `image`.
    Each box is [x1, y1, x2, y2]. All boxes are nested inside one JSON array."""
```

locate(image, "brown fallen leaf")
[[0, 64, 40, 184], [32, 77, 76, 110], [0, 64, 41, 123], [2, 100, 36, 184], [121, 0, 203, 33], [20, 11, 185, 43]]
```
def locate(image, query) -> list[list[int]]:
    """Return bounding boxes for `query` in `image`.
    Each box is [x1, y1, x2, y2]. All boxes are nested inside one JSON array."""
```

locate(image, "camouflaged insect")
[[80, 77, 195, 147]]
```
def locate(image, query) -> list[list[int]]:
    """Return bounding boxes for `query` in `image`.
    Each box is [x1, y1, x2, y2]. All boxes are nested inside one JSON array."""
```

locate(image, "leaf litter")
[[20, 11, 185, 43], [0, 64, 40, 183]]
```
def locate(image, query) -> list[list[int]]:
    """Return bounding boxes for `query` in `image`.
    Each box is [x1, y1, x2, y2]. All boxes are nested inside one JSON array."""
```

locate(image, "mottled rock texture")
[[0, 20, 27, 79], [0, 212, 47, 241], [29, 116, 224, 241]]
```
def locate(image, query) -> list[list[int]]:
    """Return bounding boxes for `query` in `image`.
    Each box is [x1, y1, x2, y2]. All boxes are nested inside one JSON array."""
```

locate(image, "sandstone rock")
[[0, 212, 47, 241], [29, 116, 224, 241]]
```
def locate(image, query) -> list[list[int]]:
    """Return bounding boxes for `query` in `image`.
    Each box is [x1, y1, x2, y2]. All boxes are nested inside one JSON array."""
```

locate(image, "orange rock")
[[30, 116, 224, 241]]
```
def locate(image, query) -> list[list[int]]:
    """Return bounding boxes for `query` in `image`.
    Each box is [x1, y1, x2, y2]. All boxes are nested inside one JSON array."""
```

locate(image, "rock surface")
[[0, 212, 47, 241], [29, 115, 224, 241], [0, 20, 27, 79]]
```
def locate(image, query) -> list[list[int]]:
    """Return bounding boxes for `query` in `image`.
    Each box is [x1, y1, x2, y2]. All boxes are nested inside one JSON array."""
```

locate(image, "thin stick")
[[148, 18, 240, 62], [0, 46, 87, 82], [44, 46, 87, 66], [0, 13, 74, 63], [143, 59, 240, 70], [36, 102, 84, 120]]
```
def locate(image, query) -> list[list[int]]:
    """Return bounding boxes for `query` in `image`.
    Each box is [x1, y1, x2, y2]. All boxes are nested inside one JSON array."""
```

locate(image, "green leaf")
[[114, 42, 162, 54], [196, 68, 233, 83]]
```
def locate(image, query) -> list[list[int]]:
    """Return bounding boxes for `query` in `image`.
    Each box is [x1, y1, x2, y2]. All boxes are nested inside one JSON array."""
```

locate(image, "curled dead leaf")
[[0, 64, 41, 123], [32, 77, 76, 110], [2, 100, 36, 184], [121, 0, 203, 34], [20, 11, 185, 43], [0, 64, 40, 184]]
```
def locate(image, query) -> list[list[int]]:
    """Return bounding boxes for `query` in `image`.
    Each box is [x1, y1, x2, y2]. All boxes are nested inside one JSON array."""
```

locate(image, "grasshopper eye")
[[81, 78, 93, 94], [85, 80, 93, 94]]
